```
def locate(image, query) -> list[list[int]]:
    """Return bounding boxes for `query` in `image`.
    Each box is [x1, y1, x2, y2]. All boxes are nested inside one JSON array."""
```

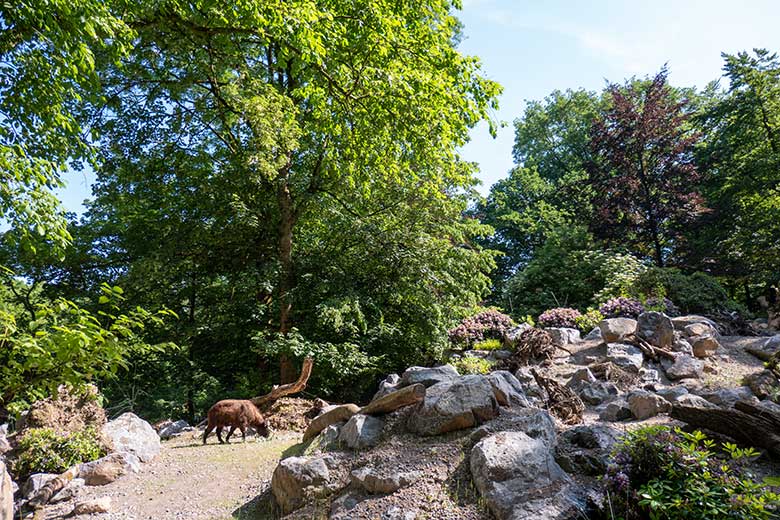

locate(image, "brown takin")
[[203, 399, 270, 444]]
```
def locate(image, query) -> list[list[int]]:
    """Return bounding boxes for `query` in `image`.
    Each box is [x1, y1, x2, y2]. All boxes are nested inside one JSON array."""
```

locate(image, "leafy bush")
[[448, 309, 514, 347], [588, 250, 648, 304], [537, 307, 581, 328], [13, 427, 106, 479], [575, 309, 604, 333], [630, 267, 737, 315], [604, 426, 779, 520], [450, 356, 493, 375], [473, 339, 503, 351], [644, 297, 680, 317], [600, 297, 645, 319]]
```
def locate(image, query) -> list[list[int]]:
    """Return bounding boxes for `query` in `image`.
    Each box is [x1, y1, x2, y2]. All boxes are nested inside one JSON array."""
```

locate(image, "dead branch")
[[27, 464, 80, 509], [359, 384, 425, 416], [251, 357, 313, 407], [303, 403, 360, 442], [530, 368, 584, 425], [627, 334, 676, 361]]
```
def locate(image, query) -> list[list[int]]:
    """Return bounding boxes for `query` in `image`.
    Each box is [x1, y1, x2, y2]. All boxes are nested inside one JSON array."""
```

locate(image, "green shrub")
[[451, 356, 493, 375], [575, 309, 603, 333], [605, 426, 779, 520], [473, 339, 503, 351], [13, 427, 106, 479], [631, 267, 739, 315]]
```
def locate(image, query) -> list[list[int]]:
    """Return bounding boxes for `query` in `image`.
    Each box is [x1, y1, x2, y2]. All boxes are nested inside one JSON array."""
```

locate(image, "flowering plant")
[[599, 297, 645, 318], [537, 307, 581, 328], [448, 309, 514, 346]]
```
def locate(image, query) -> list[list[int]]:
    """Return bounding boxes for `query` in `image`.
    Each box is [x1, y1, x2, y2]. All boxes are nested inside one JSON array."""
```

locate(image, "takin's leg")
[[241, 426, 247, 442], [203, 424, 215, 445], [216, 426, 225, 444], [226, 425, 237, 443]]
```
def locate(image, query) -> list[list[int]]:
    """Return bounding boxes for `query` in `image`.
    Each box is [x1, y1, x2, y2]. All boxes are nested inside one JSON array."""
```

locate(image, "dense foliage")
[[605, 426, 779, 519], [13, 427, 106, 479], [537, 308, 581, 329], [448, 309, 515, 347]]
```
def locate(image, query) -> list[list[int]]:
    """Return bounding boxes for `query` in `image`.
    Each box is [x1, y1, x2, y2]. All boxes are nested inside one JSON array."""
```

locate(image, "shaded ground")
[[42, 432, 299, 520]]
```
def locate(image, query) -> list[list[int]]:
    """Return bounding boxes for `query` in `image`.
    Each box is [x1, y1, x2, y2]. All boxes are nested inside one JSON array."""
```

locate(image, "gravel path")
[[42, 432, 300, 520]]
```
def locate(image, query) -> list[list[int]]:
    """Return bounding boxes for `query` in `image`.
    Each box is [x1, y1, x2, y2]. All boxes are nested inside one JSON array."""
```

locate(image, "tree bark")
[[359, 384, 426, 415], [277, 165, 297, 383]]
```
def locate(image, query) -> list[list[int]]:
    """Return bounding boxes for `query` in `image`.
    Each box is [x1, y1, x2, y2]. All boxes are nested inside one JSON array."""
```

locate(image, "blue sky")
[[57, 0, 780, 212]]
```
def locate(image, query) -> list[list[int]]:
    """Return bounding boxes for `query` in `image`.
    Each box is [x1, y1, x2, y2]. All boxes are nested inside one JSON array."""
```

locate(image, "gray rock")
[[672, 315, 720, 333], [699, 387, 753, 408], [637, 312, 674, 349], [606, 343, 644, 372], [158, 419, 190, 440], [764, 335, 780, 356], [674, 394, 718, 408], [639, 368, 661, 384], [584, 327, 602, 341], [547, 327, 581, 346], [1, 461, 13, 520], [339, 414, 383, 450], [745, 370, 777, 399], [486, 371, 530, 407], [471, 432, 585, 520], [470, 409, 557, 449], [102, 412, 160, 463], [576, 381, 619, 405], [372, 373, 401, 401], [487, 349, 514, 361], [350, 466, 421, 494], [599, 400, 632, 422], [0, 435, 10, 456], [408, 375, 497, 436], [567, 368, 597, 388], [382, 506, 419, 520], [684, 322, 719, 339], [80, 452, 140, 486], [665, 355, 703, 380], [71, 496, 112, 515], [504, 324, 532, 345], [50, 478, 85, 504], [756, 400, 780, 415], [399, 365, 459, 388], [627, 390, 671, 420], [671, 337, 694, 355], [657, 386, 689, 403], [691, 335, 720, 358], [329, 490, 364, 519], [271, 454, 345, 514], [513, 367, 545, 403], [556, 424, 621, 476], [599, 318, 637, 343]]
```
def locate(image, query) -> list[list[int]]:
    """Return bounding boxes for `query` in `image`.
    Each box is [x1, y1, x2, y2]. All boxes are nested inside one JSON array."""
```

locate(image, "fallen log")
[[628, 335, 676, 361], [251, 357, 313, 408], [303, 403, 360, 442], [27, 463, 80, 509], [359, 384, 425, 416], [671, 400, 780, 457]]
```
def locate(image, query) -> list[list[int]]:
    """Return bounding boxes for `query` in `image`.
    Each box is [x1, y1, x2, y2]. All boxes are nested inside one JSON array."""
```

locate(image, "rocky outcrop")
[[102, 412, 160, 463], [636, 312, 674, 349], [470, 431, 586, 520], [271, 454, 347, 514], [399, 365, 459, 388], [407, 375, 498, 436], [556, 424, 621, 476], [599, 318, 637, 343]]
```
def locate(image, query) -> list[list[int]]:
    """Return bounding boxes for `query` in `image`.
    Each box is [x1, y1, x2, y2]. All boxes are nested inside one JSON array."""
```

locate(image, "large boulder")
[[1, 461, 13, 520], [486, 371, 530, 407], [672, 315, 720, 333], [627, 390, 671, 420], [691, 335, 720, 358], [699, 387, 753, 408], [80, 452, 140, 486], [399, 365, 459, 388], [350, 466, 421, 495], [556, 424, 621, 476], [470, 409, 557, 449], [470, 432, 586, 519], [636, 312, 674, 349], [0, 435, 10, 456], [599, 318, 637, 343], [547, 328, 581, 346], [271, 454, 346, 514], [338, 414, 383, 450], [576, 381, 619, 406], [407, 375, 498, 436], [599, 399, 632, 422], [665, 354, 704, 380], [606, 343, 644, 372], [102, 412, 160, 463]]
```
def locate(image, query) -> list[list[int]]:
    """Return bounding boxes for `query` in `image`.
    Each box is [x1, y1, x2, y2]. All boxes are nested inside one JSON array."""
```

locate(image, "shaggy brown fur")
[[203, 399, 270, 444]]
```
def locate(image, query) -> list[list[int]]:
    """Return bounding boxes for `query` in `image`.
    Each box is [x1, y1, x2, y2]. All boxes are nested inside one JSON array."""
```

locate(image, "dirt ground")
[[41, 432, 300, 520]]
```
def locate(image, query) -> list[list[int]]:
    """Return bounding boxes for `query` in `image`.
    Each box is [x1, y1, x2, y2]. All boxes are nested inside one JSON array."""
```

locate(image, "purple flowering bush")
[[644, 297, 680, 317], [537, 307, 581, 328], [605, 426, 778, 520], [448, 309, 514, 347], [599, 297, 645, 319]]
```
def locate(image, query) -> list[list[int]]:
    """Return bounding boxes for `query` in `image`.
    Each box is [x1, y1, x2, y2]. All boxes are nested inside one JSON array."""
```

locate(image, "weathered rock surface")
[[627, 390, 671, 420], [80, 452, 140, 486], [691, 335, 720, 358], [606, 343, 644, 372], [599, 318, 637, 343], [699, 386, 753, 408], [470, 431, 585, 520], [381, 505, 418, 520], [304, 404, 360, 442], [584, 327, 602, 341], [102, 412, 160, 463], [556, 424, 621, 476], [567, 368, 597, 387], [339, 414, 383, 450], [745, 370, 777, 399], [470, 408, 558, 449], [674, 394, 718, 408], [372, 374, 401, 401], [350, 466, 421, 494], [0, 435, 10, 456], [672, 315, 719, 333], [72, 496, 112, 515], [657, 386, 689, 403], [1, 460, 13, 520], [665, 355, 704, 380], [599, 399, 632, 422], [576, 381, 619, 405], [547, 327, 581, 346], [271, 454, 346, 514], [407, 375, 497, 436], [399, 365, 459, 388], [684, 322, 719, 339], [158, 420, 190, 440], [637, 312, 674, 349], [486, 371, 530, 407]]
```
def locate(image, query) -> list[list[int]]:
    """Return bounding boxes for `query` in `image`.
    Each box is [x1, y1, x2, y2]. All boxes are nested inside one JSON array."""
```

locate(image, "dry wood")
[[303, 403, 360, 442], [359, 384, 425, 416], [27, 464, 80, 509], [251, 357, 313, 407], [627, 334, 676, 361], [671, 400, 780, 457], [530, 368, 584, 425]]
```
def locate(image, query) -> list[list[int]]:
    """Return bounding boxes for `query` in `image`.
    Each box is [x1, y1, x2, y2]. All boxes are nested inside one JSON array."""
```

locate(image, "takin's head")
[[249, 405, 270, 438]]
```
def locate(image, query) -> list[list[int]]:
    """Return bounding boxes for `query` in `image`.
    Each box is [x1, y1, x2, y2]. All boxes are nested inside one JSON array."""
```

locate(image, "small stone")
[[567, 368, 597, 388], [657, 386, 689, 403], [665, 355, 703, 381], [598, 318, 637, 343], [72, 496, 112, 515], [692, 335, 720, 358], [599, 400, 632, 422], [576, 381, 619, 406], [339, 414, 383, 450], [606, 343, 644, 372], [636, 312, 674, 349], [627, 390, 671, 420]]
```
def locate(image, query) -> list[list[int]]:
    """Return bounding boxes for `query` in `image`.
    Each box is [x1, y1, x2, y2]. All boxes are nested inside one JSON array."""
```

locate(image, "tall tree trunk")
[[277, 167, 297, 383]]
